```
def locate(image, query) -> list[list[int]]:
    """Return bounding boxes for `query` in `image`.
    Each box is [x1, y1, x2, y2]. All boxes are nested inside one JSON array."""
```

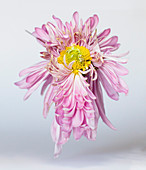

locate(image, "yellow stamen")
[[58, 45, 91, 72]]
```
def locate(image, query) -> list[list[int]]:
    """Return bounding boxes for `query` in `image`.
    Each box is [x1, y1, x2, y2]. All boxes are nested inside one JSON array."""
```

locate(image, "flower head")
[[15, 11, 129, 157]]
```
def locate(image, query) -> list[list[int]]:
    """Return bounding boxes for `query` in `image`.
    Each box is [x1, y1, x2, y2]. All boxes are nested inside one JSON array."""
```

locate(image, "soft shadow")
[[1, 132, 146, 168]]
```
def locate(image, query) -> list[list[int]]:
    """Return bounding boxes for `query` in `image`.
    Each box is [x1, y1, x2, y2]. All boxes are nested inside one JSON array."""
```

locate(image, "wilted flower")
[[15, 11, 128, 158]]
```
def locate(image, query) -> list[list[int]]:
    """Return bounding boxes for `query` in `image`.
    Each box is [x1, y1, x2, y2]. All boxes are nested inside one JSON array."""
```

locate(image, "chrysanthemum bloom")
[[15, 12, 128, 158]]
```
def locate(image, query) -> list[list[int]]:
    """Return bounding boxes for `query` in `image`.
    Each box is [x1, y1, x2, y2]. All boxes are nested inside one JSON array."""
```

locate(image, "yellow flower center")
[[57, 45, 91, 73]]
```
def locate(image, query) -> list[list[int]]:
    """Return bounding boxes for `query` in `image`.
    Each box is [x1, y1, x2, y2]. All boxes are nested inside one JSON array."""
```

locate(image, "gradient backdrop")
[[0, 0, 146, 169]]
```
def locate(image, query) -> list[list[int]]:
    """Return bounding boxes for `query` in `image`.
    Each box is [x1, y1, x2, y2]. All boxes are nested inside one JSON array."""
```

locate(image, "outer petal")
[[73, 11, 79, 27], [52, 15, 64, 31], [34, 27, 50, 41], [43, 84, 57, 118], [97, 28, 111, 42], [51, 118, 71, 158], [98, 69, 119, 100], [19, 61, 48, 77], [93, 78, 116, 130], [15, 61, 51, 100], [104, 60, 129, 76]]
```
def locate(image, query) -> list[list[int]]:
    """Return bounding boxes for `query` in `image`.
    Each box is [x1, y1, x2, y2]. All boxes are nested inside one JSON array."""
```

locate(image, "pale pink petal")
[[72, 109, 84, 127], [99, 36, 118, 48], [23, 72, 49, 100], [73, 11, 79, 27], [101, 66, 119, 85], [90, 15, 99, 32], [73, 127, 84, 140], [98, 70, 119, 101], [19, 61, 48, 77], [104, 51, 129, 58], [104, 61, 129, 76], [51, 119, 71, 158], [84, 128, 97, 140], [52, 15, 64, 31], [118, 77, 129, 94], [101, 43, 120, 52], [41, 75, 53, 95], [97, 28, 111, 42], [93, 79, 116, 130], [35, 27, 50, 41], [43, 84, 56, 118]]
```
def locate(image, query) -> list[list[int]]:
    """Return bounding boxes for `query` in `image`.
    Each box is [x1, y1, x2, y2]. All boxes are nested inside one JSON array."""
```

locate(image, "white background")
[[0, 0, 146, 169]]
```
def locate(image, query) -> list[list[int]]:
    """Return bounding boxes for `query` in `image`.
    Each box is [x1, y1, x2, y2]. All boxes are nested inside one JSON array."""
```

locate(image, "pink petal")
[[72, 109, 84, 127], [100, 36, 118, 48], [104, 61, 129, 76], [93, 79, 116, 130], [23, 72, 49, 100], [90, 14, 99, 32], [101, 66, 119, 85], [73, 11, 79, 26], [101, 43, 120, 52], [43, 84, 56, 118], [35, 27, 50, 41], [98, 70, 119, 101], [26, 70, 44, 83], [52, 15, 64, 31], [104, 51, 129, 58], [19, 61, 47, 77], [97, 28, 111, 42], [104, 55, 128, 64], [84, 128, 97, 140], [118, 77, 129, 94], [41, 75, 53, 95], [73, 127, 84, 140]]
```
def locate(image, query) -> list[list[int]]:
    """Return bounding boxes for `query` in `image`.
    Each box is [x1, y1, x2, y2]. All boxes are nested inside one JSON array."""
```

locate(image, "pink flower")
[[15, 11, 128, 157]]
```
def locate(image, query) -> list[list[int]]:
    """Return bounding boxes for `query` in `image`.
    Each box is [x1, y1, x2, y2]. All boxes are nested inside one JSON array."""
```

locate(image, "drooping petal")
[[98, 69, 119, 100], [41, 75, 53, 95], [73, 127, 84, 140], [72, 109, 84, 127], [51, 118, 71, 158], [93, 78, 116, 130], [43, 84, 57, 118], [104, 61, 129, 76]]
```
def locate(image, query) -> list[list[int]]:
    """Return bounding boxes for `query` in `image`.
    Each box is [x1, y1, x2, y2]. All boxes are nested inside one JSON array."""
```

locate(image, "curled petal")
[[97, 28, 111, 42], [73, 11, 79, 27], [90, 15, 99, 32], [52, 15, 64, 31]]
